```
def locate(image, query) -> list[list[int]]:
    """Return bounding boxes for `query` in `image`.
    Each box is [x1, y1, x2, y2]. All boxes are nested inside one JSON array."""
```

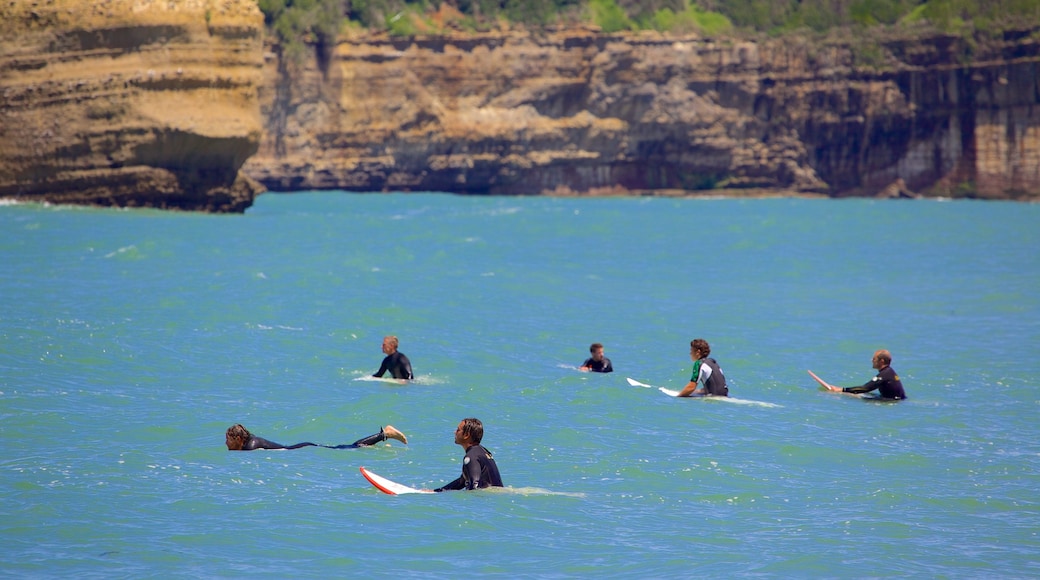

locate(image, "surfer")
[[434, 418, 503, 491], [677, 338, 729, 397], [373, 335, 413, 380], [811, 349, 907, 400], [225, 424, 408, 451], [579, 342, 614, 373]]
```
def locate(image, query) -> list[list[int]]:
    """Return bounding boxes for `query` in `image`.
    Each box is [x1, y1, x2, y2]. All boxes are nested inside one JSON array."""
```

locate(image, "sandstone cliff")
[[244, 27, 1040, 200], [0, 0, 265, 212]]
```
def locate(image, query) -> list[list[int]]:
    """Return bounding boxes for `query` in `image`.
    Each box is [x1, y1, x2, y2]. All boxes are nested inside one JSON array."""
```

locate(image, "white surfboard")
[[626, 377, 781, 408], [360, 467, 434, 495], [808, 370, 881, 400], [353, 375, 407, 384]]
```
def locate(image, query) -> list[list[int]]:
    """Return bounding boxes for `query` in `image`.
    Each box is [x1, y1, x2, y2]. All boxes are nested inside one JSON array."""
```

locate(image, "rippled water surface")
[[2, 194, 1038, 577]]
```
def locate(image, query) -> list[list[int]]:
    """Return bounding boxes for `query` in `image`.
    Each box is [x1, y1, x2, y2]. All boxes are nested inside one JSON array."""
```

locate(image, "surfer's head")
[[872, 349, 892, 369], [455, 417, 484, 446], [382, 335, 399, 355], [225, 424, 251, 450], [690, 338, 710, 359], [589, 342, 604, 361]]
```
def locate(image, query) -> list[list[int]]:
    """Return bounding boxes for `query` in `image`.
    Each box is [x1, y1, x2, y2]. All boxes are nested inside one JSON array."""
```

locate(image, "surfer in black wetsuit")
[[435, 417, 503, 492], [821, 349, 907, 400], [678, 338, 729, 397], [225, 424, 408, 451], [374, 335, 413, 380], [579, 342, 614, 373]]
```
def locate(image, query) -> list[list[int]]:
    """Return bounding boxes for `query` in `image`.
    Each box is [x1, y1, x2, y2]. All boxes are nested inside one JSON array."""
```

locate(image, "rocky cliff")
[[0, 0, 265, 212], [244, 27, 1040, 200]]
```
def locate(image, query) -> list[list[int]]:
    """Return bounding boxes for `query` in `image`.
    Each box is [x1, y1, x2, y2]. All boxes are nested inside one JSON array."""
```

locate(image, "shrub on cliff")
[[258, 0, 343, 61], [647, 1, 733, 35], [588, 0, 634, 32]]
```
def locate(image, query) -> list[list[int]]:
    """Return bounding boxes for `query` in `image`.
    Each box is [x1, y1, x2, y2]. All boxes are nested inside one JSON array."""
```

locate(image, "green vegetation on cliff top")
[[259, 0, 1040, 54], [259, 0, 1040, 35]]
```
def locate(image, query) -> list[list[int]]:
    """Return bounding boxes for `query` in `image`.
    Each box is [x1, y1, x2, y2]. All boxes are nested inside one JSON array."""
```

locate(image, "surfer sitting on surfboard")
[[225, 424, 408, 450], [809, 349, 907, 400], [373, 335, 413, 380], [434, 418, 503, 491], [677, 338, 729, 397], [579, 342, 614, 373]]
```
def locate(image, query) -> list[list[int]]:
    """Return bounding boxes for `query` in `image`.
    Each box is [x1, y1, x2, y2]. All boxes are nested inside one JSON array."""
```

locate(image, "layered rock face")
[[0, 0, 265, 212], [245, 28, 1040, 199]]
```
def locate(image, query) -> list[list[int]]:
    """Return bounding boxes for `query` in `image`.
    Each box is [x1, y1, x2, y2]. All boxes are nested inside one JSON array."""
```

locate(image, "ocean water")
[[1, 193, 1038, 577]]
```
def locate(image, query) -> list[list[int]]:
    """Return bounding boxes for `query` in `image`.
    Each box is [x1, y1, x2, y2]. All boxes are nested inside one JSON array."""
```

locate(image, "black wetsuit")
[[692, 357, 728, 396], [374, 351, 413, 380], [844, 366, 906, 400], [435, 444, 503, 491], [240, 429, 389, 450], [581, 357, 614, 373]]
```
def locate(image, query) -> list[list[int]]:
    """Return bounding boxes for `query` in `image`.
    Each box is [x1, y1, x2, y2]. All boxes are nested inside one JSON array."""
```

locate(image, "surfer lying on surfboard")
[[225, 424, 408, 450], [676, 339, 729, 397], [808, 349, 907, 400], [434, 418, 503, 492]]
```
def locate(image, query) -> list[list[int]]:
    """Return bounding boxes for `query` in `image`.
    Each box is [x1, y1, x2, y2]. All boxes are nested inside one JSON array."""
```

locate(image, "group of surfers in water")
[[578, 338, 906, 401], [226, 335, 905, 492]]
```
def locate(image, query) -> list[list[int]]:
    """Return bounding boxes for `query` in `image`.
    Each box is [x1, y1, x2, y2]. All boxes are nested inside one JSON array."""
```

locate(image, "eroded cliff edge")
[[245, 28, 1040, 200], [0, 0, 265, 212]]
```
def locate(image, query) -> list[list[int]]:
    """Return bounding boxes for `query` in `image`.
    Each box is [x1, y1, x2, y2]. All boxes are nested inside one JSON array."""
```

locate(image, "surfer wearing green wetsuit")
[[225, 424, 408, 450], [678, 338, 729, 397], [435, 418, 503, 491]]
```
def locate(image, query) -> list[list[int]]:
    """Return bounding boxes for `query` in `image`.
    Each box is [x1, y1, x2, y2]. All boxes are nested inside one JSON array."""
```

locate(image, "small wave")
[[482, 207, 521, 217], [351, 374, 445, 386], [247, 323, 303, 331], [104, 245, 137, 258], [488, 486, 586, 498], [716, 398, 783, 408]]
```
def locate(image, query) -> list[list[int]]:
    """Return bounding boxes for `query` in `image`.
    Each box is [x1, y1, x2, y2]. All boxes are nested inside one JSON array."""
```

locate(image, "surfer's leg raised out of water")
[[324, 425, 408, 449]]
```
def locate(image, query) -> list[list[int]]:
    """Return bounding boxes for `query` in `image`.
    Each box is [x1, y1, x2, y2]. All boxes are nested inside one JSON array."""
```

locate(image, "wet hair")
[[874, 350, 892, 365], [383, 335, 399, 349], [690, 338, 710, 357], [589, 342, 604, 353], [460, 417, 484, 445], [226, 424, 251, 445]]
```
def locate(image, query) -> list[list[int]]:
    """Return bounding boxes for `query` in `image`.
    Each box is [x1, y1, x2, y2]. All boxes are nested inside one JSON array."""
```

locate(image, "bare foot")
[[383, 425, 408, 445]]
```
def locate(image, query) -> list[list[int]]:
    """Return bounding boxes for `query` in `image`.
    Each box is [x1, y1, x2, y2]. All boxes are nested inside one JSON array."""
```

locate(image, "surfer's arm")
[[843, 379, 881, 395], [678, 360, 705, 396], [373, 359, 389, 378], [463, 457, 485, 490], [244, 436, 288, 450], [434, 476, 465, 492], [677, 381, 702, 397]]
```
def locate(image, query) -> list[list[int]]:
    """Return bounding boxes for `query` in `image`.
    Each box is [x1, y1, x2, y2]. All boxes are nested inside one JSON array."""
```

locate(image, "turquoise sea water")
[[2, 193, 1038, 577]]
